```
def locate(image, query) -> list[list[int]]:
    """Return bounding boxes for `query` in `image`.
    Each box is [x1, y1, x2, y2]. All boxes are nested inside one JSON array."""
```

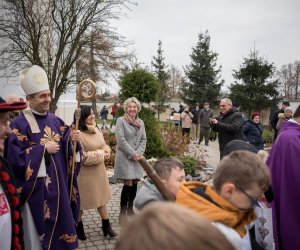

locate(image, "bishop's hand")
[[70, 125, 81, 142], [45, 141, 60, 154]]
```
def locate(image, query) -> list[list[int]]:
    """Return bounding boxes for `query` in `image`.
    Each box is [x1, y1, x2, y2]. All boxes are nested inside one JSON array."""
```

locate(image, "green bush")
[[102, 131, 116, 168], [178, 155, 198, 176], [262, 127, 274, 145]]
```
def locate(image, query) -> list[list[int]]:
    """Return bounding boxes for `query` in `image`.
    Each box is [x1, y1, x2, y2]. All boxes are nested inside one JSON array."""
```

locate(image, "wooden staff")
[[138, 157, 175, 201], [70, 79, 97, 200]]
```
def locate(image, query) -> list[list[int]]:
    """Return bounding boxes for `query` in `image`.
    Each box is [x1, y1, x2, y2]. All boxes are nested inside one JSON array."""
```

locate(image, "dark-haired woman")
[[75, 105, 117, 240], [243, 112, 264, 151]]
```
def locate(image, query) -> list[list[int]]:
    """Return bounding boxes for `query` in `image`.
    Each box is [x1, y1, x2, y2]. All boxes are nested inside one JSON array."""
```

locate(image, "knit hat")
[[222, 140, 258, 158], [20, 65, 49, 95], [251, 112, 260, 120], [0, 96, 27, 113]]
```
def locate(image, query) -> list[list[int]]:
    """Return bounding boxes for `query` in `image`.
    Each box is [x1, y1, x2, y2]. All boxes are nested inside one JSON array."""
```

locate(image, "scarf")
[[123, 113, 141, 130], [176, 182, 256, 237], [85, 121, 97, 134]]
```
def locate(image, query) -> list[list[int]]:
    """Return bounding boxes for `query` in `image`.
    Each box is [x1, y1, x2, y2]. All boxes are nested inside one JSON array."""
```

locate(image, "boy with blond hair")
[[176, 150, 270, 250]]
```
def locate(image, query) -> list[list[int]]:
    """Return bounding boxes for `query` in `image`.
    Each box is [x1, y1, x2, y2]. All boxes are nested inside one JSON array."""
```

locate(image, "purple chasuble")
[[266, 120, 300, 250], [5, 112, 81, 250]]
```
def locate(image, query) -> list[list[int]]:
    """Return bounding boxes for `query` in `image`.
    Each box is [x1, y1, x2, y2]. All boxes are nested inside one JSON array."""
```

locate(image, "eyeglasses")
[[237, 187, 260, 207]]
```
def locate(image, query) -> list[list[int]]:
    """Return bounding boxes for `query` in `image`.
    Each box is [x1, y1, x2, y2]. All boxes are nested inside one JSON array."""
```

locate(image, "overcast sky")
[[112, 0, 300, 90]]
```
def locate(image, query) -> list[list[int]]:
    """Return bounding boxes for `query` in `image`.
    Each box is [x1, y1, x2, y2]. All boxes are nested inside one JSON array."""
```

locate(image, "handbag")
[[254, 198, 275, 250]]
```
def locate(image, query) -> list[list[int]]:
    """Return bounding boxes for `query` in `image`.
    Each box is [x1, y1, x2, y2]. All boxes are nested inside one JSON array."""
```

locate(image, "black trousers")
[[182, 128, 190, 135]]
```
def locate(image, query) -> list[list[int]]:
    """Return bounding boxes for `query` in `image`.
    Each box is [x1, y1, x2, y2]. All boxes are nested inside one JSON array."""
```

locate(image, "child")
[[176, 150, 270, 250], [134, 157, 185, 210]]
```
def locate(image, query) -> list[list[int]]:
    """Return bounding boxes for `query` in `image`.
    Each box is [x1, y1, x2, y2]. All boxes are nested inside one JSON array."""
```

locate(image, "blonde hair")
[[116, 203, 234, 250], [213, 150, 270, 193], [123, 97, 142, 112]]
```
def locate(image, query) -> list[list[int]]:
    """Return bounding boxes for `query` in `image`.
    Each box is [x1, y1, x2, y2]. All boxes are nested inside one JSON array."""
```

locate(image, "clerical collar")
[[31, 109, 47, 116]]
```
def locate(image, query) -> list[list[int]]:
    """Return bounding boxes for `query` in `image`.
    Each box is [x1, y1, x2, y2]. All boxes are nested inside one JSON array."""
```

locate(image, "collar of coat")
[[176, 181, 256, 237]]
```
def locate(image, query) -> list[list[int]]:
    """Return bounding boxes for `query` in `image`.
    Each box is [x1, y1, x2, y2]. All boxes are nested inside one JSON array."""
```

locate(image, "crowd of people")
[[1, 64, 299, 250]]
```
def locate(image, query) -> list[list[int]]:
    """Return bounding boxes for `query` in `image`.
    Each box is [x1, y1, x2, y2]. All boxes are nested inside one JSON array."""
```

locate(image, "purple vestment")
[[266, 120, 300, 250], [5, 112, 81, 250]]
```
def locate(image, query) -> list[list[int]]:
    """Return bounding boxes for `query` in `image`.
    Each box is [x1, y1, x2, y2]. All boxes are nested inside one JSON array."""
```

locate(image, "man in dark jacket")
[[191, 103, 201, 143], [270, 101, 290, 141], [198, 102, 214, 146], [210, 98, 243, 159]]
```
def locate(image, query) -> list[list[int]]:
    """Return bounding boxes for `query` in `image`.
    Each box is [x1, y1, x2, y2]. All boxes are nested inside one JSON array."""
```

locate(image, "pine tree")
[[229, 50, 280, 117], [181, 31, 223, 108], [152, 40, 169, 121]]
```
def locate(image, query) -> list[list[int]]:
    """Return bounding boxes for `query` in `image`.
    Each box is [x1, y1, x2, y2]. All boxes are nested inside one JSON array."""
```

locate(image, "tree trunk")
[[50, 98, 58, 114], [295, 63, 300, 99]]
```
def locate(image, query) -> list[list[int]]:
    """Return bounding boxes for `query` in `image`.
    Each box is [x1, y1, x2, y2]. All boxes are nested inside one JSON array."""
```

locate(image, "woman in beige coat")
[[180, 104, 194, 136], [75, 105, 117, 240]]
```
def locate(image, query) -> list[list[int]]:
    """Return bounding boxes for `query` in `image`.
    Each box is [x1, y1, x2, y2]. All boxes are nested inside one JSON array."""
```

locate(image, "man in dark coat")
[[210, 98, 243, 159], [191, 103, 201, 143], [270, 101, 290, 141], [199, 102, 214, 146]]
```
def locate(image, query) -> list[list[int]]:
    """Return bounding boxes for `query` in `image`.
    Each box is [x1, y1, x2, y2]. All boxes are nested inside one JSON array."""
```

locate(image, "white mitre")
[[20, 65, 49, 95]]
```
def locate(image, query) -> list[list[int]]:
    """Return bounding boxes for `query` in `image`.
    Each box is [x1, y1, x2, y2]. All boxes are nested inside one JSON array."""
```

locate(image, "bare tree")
[[278, 61, 300, 99], [0, 0, 132, 112], [167, 64, 182, 100], [76, 28, 132, 117]]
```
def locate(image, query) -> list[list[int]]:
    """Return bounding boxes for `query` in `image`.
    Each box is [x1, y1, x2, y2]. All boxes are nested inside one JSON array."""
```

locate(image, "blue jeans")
[[102, 119, 107, 128]]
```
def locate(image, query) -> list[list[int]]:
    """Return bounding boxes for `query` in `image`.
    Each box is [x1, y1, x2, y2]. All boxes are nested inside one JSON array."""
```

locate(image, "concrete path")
[[78, 140, 221, 249]]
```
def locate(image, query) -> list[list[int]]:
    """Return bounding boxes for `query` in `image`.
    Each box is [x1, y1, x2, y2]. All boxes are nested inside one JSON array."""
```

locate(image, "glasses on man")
[[237, 187, 260, 207]]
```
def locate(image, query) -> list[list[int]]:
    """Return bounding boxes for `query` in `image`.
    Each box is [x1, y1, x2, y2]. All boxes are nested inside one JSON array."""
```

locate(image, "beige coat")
[[181, 111, 194, 128], [78, 123, 112, 210]]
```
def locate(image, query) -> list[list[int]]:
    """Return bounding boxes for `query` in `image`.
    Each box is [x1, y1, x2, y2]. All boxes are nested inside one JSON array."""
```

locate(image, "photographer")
[[180, 105, 194, 136], [210, 98, 243, 159]]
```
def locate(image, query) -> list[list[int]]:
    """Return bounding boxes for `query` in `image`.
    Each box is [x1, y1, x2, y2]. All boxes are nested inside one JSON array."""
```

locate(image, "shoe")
[[102, 219, 118, 238], [198, 141, 202, 145], [205, 143, 209, 146], [76, 220, 86, 241]]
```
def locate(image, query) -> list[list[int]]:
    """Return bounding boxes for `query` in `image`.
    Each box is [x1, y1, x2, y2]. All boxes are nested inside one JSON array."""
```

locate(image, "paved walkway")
[[78, 140, 221, 250]]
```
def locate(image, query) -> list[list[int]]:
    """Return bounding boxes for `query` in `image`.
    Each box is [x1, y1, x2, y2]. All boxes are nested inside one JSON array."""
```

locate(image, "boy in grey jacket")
[[134, 157, 185, 210]]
